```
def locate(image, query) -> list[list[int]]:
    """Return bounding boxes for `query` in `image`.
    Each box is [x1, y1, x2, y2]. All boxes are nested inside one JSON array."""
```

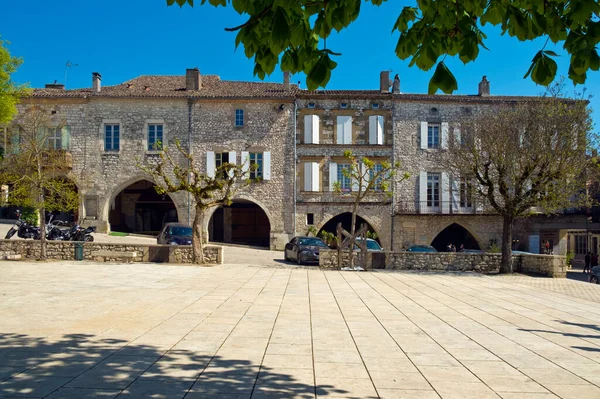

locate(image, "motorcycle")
[[5, 210, 41, 240], [46, 218, 71, 241], [69, 224, 96, 242]]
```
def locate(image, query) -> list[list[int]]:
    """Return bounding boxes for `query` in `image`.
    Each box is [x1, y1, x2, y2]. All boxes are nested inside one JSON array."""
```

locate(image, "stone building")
[[4, 69, 585, 253]]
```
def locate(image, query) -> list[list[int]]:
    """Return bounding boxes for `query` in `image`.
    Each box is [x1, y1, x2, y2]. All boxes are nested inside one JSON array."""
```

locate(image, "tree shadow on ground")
[[518, 320, 600, 352], [0, 332, 347, 398]]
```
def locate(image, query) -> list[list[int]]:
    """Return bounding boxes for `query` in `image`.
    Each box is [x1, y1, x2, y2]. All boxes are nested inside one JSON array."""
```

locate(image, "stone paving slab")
[[1, 261, 600, 398]]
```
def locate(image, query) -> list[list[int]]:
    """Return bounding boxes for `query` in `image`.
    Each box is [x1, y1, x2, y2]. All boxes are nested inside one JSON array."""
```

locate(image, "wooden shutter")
[[441, 172, 450, 214], [241, 151, 250, 173], [441, 122, 449, 149], [420, 122, 428, 149], [419, 171, 427, 213], [344, 116, 352, 144], [451, 177, 460, 213], [336, 117, 344, 144], [304, 162, 312, 191], [351, 163, 360, 192], [304, 115, 320, 144], [329, 162, 338, 191], [263, 151, 271, 180], [453, 127, 461, 147], [206, 151, 216, 178], [228, 151, 237, 178], [369, 116, 377, 144]]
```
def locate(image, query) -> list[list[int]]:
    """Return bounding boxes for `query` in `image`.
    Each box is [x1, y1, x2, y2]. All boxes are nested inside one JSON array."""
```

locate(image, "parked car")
[[354, 238, 383, 251], [406, 245, 437, 252], [461, 249, 484, 254], [284, 236, 329, 264], [157, 223, 192, 245], [590, 266, 600, 284]]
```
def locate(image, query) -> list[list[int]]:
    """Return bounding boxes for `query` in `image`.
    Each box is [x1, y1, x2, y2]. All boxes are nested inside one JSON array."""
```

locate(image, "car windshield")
[[355, 239, 382, 250], [169, 226, 192, 237], [299, 238, 327, 247]]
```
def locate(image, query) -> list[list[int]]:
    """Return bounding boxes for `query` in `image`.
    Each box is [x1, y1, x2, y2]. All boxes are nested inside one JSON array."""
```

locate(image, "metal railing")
[[395, 200, 486, 215]]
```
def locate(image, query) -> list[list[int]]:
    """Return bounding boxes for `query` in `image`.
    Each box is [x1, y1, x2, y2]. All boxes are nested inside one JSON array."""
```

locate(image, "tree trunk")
[[39, 206, 47, 260], [192, 205, 205, 264], [500, 215, 514, 274], [348, 202, 359, 268]]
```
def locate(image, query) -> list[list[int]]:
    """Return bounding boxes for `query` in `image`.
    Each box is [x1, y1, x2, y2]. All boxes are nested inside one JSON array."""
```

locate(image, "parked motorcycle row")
[[4, 210, 96, 242]]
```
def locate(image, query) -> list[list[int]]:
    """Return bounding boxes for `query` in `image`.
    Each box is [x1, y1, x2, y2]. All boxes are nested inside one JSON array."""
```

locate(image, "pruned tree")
[[333, 150, 408, 264], [0, 105, 79, 259], [443, 97, 592, 273], [167, 0, 599, 92], [0, 38, 29, 125], [139, 141, 255, 264]]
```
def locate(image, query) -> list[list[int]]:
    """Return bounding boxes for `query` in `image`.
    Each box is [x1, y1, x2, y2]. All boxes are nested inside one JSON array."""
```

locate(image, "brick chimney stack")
[[283, 71, 290, 91], [478, 76, 490, 96], [92, 72, 101, 93], [186, 68, 201, 91], [380, 71, 391, 93]]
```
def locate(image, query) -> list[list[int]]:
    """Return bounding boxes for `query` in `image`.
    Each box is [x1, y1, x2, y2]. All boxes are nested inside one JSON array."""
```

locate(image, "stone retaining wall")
[[0, 240, 223, 265], [320, 249, 567, 277]]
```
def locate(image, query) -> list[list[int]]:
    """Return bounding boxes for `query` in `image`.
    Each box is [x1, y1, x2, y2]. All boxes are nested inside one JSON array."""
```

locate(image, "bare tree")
[[443, 98, 592, 273], [0, 104, 79, 259], [139, 141, 255, 264]]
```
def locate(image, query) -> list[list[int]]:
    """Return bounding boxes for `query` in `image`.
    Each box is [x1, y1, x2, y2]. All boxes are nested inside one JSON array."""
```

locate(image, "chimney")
[[186, 68, 201, 91], [379, 71, 391, 93], [92, 72, 101, 93], [478, 76, 490, 96], [45, 82, 65, 90], [283, 71, 290, 91], [392, 74, 400, 94]]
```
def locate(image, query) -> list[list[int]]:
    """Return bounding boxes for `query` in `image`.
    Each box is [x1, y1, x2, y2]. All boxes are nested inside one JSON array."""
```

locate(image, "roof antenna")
[[64, 60, 78, 89]]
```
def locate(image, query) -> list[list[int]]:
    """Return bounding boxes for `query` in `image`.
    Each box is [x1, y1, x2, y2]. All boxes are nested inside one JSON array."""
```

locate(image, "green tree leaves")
[[167, 0, 600, 91], [0, 38, 29, 125]]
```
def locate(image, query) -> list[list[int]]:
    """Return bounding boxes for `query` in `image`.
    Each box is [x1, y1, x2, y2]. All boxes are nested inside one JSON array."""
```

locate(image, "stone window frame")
[[101, 119, 122, 153], [143, 119, 166, 154]]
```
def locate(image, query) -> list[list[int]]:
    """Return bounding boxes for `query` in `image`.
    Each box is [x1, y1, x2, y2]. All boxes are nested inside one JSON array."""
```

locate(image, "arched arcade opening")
[[109, 180, 178, 234], [431, 223, 480, 252], [209, 199, 271, 247], [318, 212, 380, 243]]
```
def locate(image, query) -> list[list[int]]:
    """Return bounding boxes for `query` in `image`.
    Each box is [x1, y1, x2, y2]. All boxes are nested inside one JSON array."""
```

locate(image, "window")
[[370, 163, 384, 191], [575, 236, 587, 255], [104, 124, 120, 151], [215, 152, 230, 179], [340, 102, 348, 108], [372, 103, 379, 109], [307, 102, 316, 108], [460, 177, 473, 208], [46, 128, 62, 150], [336, 116, 352, 144], [307, 213, 314, 225], [427, 173, 441, 207], [338, 163, 351, 191], [147, 124, 163, 150], [249, 152, 263, 179], [428, 124, 440, 148], [235, 109, 244, 127]]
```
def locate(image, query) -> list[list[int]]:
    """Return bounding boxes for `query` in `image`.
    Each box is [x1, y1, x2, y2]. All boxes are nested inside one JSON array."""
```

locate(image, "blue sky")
[[3, 0, 599, 127]]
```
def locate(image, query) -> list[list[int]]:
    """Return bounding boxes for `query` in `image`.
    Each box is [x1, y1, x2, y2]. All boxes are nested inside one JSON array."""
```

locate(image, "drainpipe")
[[390, 99, 396, 251], [293, 99, 298, 236], [187, 98, 193, 225]]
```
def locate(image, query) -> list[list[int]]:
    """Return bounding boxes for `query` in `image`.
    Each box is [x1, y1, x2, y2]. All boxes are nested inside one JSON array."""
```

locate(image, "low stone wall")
[[0, 240, 223, 265], [320, 249, 567, 277], [514, 254, 567, 277]]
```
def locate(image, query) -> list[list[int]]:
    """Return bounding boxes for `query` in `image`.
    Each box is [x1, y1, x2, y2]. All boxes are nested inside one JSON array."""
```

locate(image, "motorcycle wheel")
[[85, 235, 94, 242], [5, 227, 16, 239]]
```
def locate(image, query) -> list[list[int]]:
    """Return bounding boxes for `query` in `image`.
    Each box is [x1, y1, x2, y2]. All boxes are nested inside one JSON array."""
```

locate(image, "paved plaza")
[[1, 261, 600, 398]]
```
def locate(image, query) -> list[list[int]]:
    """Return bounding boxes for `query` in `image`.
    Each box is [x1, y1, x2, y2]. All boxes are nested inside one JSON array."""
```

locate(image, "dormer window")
[[307, 102, 316, 108], [340, 102, 348, 109], [372, 103, 380, 109]]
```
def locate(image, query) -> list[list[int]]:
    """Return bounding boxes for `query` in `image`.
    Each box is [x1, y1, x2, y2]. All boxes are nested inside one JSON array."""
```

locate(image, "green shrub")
[[20, 208, 38, 226], [566, 251, 575, 267], [488, 243, 501, 253], [306, 226, 318, 237]]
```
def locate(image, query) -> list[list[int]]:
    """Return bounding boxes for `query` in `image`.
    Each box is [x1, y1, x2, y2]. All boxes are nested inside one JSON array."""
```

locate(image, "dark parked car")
[[461, 249, 484, 254], [406, 245, 438, 252], [354, 238, 383, 251], [284, 236, 329, 264], [157, 223, 192, 245], [590, 266, 600, 284]]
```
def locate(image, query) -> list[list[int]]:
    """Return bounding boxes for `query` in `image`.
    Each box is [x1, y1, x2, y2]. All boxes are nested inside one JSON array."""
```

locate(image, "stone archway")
[[318, 212, 380, 243], [208, 199, 271, 247], [108, 180, 179, 234], [431, 223, 480, 252]]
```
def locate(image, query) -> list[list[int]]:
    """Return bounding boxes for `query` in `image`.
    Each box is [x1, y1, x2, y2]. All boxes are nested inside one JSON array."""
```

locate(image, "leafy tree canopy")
[[0, 38, 28, 124], [167, 0, 600, 93]]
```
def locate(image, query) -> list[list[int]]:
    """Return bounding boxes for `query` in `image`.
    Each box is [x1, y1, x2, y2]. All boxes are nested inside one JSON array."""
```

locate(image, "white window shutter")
[[329, 162, 338, 191], [336, 117, 344, 144], [453, 127, 461, 147], [377, 115, 384, 145], [311, 162, 320, 191], [228, 151, 237, 165], [206, 151, 216, 178], [420, 121, 428, 149], [344, 116, 352, 144], [441, 122, 449, 149], [352, 163, 360, 192], [419, 171, 427, 213], [262, 151, 271, 180], [304, 162, 312, 191], [451, 177, 460, 213], [369, 116, 377, 144], [312, 115, 320, 144], [61, 126, 71, 150], [304, 115, 313, 144], [441, 172, 450, 214], [241, 151, 250, 173], [475, 182, 484, 213]]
